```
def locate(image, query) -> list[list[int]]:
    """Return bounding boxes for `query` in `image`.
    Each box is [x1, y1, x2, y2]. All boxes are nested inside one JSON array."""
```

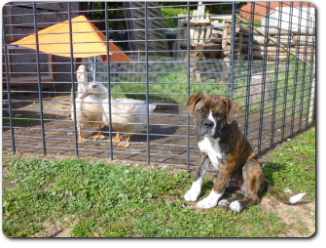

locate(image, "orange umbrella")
[[12, 15, 131, 62]]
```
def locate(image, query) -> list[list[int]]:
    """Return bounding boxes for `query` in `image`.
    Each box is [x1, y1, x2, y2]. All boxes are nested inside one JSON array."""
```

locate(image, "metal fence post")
[[2, 8, 15, 154], [145, 2, 150, 165], [229, 2, 236, 100], [104, 2, 113, 160], [281, 2, 293, 142], [299, 2, 309, 131], [32, 2, 46, 155], [186, 1, 191, 172], [306, 5, 315, 127], [290, 2, 303, 136], [270, 2, 282, 146], [244, 2, 255, 139], [67, 2, 79, 156], [258, 2, 270, 154]]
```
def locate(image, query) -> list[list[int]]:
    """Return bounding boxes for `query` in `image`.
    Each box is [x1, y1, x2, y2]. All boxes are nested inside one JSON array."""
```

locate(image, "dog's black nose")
[[203, 120, 214, 129]]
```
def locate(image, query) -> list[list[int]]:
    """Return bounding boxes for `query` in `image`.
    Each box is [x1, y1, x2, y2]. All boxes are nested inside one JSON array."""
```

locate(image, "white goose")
[[70, 66, 104, 143], [85, 82, 156, 148]]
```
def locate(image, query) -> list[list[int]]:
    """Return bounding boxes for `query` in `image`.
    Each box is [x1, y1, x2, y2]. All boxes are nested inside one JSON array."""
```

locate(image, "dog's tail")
[[264, 182, 306, 205]]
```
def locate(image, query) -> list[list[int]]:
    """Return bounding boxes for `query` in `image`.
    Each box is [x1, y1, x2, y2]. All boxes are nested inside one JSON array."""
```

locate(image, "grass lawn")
[[2, 126, 315, 237], [2, 114, 59, 127], [233, 59, 315, 116], [94, 60, 229, 104]]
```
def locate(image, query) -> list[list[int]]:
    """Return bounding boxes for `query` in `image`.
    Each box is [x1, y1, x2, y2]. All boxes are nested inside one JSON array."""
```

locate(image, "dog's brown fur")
[[184, 94, 305, 211]]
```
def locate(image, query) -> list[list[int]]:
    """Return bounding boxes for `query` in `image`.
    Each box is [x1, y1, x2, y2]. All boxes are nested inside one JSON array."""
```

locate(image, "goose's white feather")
[[86, 82, 156, 133], [71, 67, 103, 130]]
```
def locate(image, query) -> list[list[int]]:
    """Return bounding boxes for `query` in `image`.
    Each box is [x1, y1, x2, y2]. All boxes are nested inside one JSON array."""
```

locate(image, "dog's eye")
[[216, 113, 224, 118], [197, 109, 203, 114]]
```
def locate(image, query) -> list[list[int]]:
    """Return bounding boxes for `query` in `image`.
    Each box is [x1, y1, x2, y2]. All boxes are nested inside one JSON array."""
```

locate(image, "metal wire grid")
[[2, 2, 316, 171]]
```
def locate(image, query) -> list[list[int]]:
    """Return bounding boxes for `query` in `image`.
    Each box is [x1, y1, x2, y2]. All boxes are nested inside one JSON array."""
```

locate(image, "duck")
[[70, 66, 105, 143], [85, 82, 156, 148]]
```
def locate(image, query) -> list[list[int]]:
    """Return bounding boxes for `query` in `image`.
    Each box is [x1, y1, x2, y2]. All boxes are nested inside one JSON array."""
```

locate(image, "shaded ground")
[[2, 91, 310, 167]]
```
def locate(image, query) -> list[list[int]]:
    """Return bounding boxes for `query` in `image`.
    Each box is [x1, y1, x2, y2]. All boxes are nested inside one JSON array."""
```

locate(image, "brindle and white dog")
[[184, 94, 306, 212]]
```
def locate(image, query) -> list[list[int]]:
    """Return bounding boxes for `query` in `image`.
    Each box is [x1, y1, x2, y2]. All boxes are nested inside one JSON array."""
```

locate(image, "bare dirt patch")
[[35, 215, 78, 238], [260, 197, 315, 237]]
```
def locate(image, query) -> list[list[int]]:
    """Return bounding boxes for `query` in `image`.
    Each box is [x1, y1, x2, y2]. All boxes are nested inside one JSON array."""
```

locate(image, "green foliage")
[[159, 2, 247, 14], [2, 114, 57, 127], [161, 7, 195, 29], [93, 2, 125, 31], [253, 19, 262, 27], [92, 2, 248, 29]]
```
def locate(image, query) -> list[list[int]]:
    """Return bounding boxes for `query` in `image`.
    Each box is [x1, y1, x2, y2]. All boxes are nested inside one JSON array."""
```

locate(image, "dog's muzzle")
[[203, 120, 214, 129]]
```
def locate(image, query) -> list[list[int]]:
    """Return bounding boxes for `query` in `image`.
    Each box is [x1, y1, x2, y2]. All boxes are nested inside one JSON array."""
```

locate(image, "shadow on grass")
[[194, 160, 313, 207], [257, 123, 315, 158]]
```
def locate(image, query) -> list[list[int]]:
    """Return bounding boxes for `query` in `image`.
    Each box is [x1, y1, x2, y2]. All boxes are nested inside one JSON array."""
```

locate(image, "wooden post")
[[236, 34, 243, 60], [221, 22, 231, 58], [176, 12, 186, 60], [237, 16, 307, 63]]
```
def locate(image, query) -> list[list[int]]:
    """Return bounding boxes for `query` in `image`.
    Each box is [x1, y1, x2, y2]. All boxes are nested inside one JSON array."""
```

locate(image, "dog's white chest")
[[198, 137, 222, 170]]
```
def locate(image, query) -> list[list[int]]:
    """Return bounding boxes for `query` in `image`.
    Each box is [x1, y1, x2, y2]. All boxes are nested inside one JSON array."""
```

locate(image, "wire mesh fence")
[[2, 2, 316, 171]]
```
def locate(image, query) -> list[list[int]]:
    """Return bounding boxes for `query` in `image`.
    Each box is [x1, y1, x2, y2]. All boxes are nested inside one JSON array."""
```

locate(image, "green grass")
[[234, 59, 315, 116], [254, 19, 262, 27], [2, 114, 59, 127], [92, 61, 229, 104], [3, 157, 288, 237], [263, 126, 315, 199], [110, 70, 228, 103], [161, 8, 211, 28], [3, 127, 315, 237]]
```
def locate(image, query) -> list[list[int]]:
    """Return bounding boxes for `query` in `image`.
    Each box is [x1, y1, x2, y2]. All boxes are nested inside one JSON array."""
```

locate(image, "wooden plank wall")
[[122, 2, 169, 58]]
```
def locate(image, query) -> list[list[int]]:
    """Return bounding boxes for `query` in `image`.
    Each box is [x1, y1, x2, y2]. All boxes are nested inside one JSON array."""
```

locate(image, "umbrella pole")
[[137, 49, 140, 99]]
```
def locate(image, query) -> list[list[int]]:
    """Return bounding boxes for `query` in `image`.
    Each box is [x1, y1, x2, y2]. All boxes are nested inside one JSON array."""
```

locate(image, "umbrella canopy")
[[12, 15, 131, 62]]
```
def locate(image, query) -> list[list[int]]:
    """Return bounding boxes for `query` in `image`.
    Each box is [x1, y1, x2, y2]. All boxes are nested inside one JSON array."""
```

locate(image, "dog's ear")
[[222, 97, 239, 124], [187, 94, 204, 116]]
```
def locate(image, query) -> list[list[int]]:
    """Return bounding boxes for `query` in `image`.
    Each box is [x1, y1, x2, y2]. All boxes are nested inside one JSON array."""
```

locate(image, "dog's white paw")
[[229, 201, 243, 212], [218, 199, 229, 208], [197, 190, 222, 209], [184, 188, 200, 202], [184, 181, 202, 202], [197, 197, 217, 209]]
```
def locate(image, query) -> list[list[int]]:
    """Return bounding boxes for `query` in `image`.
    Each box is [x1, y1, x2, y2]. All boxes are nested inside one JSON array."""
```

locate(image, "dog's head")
[[187, 94, 239, 138]]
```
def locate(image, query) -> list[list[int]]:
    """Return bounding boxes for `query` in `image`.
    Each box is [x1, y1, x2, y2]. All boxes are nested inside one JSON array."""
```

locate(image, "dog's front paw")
[[184, 189, 200, 202], [197, 197, 217, 209], [229, 201, 243, 212], [197, 190, 222, 209]]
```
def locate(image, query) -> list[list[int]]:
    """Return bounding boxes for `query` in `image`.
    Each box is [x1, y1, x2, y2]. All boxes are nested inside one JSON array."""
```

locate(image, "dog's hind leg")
[[213, 173, 244, 208], [218, 193, 244, 208], [228, 159, 264, 212], [184, 153, 210, 202]]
